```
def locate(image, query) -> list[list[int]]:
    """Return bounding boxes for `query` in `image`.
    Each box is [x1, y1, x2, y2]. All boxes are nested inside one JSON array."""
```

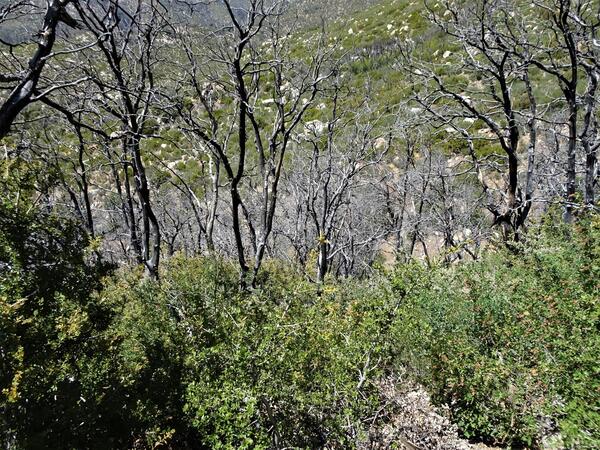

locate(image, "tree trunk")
[[565, 98, 578, 223], [0, 0, 72, 139], [581, 68, 598, 207], [129, 137, 160, 279]]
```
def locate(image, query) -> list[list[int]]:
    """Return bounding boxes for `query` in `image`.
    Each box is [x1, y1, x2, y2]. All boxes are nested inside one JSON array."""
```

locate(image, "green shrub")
[[388, 214, 600, 448], [0, 198, 113, 448], [2, 201, 598, 449], [66, 257, 394, 448]]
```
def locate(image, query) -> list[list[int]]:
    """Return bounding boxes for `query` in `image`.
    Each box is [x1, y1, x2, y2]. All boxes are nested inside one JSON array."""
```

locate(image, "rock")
[[374, 137, 387, 149], [541, 434, 565, 450], [304, 120, 327, 136]]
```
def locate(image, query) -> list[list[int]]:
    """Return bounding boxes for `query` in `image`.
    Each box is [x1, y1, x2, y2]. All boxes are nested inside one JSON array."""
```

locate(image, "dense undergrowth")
[[1, 207, 599, 449]]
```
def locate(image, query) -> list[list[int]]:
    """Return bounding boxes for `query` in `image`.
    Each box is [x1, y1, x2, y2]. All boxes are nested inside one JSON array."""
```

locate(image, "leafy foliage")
[[388, 213, 600, 447], [0, 161, 113, 448], [1, 187, 599, 448], [81, 258, 391, 448]]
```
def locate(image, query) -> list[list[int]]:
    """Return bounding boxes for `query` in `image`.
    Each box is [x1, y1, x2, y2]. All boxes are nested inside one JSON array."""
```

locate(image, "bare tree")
[[180, 0, 334, 288], [511, 0, 600, 219], [575, 4, 600, 208], [0, 0, 85, 139], [289, 82, 391, 283], [404, 0, 540, 238], [72, 0, 172, 278]]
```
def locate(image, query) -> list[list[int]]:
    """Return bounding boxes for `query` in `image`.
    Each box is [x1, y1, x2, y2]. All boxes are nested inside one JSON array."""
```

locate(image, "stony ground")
[[358, 375, 566, 449], [359, 375, 503, 450]]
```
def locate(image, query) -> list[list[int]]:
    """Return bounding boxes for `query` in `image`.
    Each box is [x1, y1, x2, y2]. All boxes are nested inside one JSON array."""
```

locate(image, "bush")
[[388, 214, 600, 448], [0, 198, 113, 448], [2, 207, 598, 449], [86, 257, 394, 448]]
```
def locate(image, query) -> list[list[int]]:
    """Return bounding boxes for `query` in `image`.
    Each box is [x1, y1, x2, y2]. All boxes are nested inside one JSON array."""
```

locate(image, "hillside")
[[1, 0, 599, 449]]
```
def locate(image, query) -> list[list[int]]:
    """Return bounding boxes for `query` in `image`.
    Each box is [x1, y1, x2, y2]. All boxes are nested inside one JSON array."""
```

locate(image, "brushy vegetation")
[[1, 201, 598, 449], [2, 0, 599, 448], [390, 214, 600, 448]]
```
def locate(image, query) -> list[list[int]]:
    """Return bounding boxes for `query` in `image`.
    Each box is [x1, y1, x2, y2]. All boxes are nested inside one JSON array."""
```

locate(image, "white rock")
[[304, 120, 327, 136], [374, 137, 387, 149]]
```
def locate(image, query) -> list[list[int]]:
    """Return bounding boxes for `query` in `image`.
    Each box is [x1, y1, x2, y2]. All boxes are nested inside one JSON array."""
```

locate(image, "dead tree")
[[182, 0, 334, 289], [575, 3, 600, 208], [0, 0, 85, 139], [73, 0, 171, 278], [280, 81, 392, 284], [406, 0, 539, 238], [517, 0, 600, 219]]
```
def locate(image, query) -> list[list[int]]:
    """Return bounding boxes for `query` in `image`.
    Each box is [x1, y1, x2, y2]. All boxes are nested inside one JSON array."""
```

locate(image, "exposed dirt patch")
[[359, 376, 503, 450]]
